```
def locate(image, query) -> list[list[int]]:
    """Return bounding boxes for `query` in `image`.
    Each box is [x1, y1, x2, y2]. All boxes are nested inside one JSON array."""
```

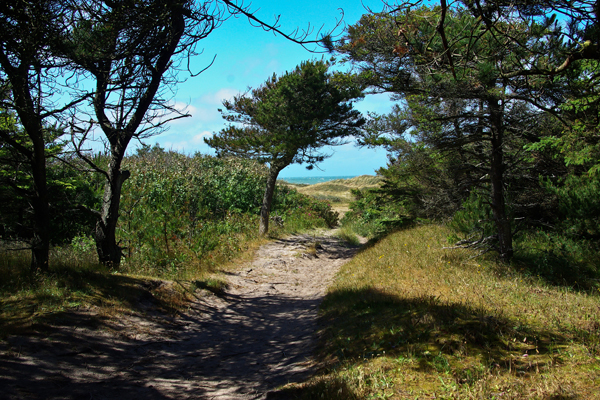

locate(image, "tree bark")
[[259, 165, 282, 236], [29, 134, 50, 273], [87, 5, 185, 267], [94, 136, 131, 268], [3, 64, 51, 273], [488, 97, 513, 263]]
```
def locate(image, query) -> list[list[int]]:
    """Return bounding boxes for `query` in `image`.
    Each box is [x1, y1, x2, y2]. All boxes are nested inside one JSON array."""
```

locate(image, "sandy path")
[[0, 230, 362, 399]]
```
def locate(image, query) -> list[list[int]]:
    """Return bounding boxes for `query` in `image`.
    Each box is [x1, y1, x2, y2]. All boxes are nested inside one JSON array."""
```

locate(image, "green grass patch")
[[286, 224, 600, 399]]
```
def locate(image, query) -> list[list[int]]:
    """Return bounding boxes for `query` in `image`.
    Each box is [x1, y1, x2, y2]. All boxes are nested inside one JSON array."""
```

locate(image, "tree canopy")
[[334, 1, 595, 261]]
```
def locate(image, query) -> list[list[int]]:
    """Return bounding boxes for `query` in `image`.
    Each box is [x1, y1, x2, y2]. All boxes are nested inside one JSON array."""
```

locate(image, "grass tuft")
[[334, 227, 362, 247]]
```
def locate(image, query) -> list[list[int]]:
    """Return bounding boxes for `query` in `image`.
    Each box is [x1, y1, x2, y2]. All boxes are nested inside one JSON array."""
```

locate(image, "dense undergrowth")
[[117, 148, 336, 278], [341, 175, 600, 290], [0, 148, 337, 336]]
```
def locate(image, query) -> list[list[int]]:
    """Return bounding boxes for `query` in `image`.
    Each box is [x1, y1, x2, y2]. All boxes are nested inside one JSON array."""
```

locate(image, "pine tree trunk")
[[259, 165, 282, 236], [30, 136, 49, 273], [94, 139, 130, 268], [488, 97, 513, 263], [5, 66, 51, 273]]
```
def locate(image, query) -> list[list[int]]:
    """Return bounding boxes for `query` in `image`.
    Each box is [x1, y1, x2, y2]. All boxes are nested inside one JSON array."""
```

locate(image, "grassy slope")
[[0, 247, 195, 338], [283, 175, 382, 218], [279, 224, 600, 399], [283, 175, 381, 203]]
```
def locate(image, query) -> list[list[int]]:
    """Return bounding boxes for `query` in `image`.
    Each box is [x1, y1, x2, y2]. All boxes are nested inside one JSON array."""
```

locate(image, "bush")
[[544, 174, 600, 240], [341, 187, 411, 238], [118, 150, 268, 275], [273, 185, 339, 230], [447, 190, 499, 244], [116, 147, 337, 277]]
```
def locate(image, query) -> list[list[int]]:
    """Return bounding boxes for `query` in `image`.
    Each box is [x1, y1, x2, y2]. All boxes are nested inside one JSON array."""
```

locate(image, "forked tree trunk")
[[88, 6, 185, 267], [94, 137, 130, 268]]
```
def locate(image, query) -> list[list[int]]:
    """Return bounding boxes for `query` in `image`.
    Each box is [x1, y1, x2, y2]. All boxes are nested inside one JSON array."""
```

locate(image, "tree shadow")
[[317, 287, 574, 377], [1, 288, 329, 399], [511, 246, 600, 292], [0, 269, 184, 338]]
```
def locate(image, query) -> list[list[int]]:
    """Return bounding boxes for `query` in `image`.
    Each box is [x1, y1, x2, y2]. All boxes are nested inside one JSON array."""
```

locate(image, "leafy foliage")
[[206, 60, 365, 169], [526, 61, 600, 176], [119, 149, 262, 274], [272, 185, 339, 229], [206, 59, 364, 235], [341, 187, 412, 238], [117, 146, 338, 276]]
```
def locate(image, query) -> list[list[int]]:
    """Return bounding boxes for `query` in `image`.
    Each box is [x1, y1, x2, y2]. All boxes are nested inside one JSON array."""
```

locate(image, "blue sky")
[[154, 0, 394, 178]]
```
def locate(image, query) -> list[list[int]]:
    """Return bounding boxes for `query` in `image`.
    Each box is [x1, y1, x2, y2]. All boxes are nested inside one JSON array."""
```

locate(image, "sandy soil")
[[0, 230, 363, 399]]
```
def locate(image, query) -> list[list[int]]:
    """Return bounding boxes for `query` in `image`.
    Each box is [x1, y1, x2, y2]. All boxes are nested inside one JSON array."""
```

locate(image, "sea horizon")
[[278, 175, 365, 185]]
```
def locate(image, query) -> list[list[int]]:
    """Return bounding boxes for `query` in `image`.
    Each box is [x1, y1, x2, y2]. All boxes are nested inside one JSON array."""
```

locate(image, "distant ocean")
[[279, 175, 358, 185]]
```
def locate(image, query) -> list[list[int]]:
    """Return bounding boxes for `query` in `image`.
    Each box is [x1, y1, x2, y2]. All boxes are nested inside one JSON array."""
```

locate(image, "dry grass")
[[285, 175, 381, 202], [284, 175, 382, 218], [0, 247, 192, 338], [286, 224, 600, 399]]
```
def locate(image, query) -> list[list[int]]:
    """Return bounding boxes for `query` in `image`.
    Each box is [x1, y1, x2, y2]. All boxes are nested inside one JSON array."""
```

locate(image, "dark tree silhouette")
[[63, 0, 343, 267]]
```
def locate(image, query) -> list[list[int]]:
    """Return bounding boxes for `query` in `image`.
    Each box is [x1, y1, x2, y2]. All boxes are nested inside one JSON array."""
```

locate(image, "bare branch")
[[70, 121, 109, 180], [221, 0, 344, 51]]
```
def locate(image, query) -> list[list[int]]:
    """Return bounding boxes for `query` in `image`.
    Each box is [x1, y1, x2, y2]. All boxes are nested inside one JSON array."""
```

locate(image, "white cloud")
[[192, 131, 213, 144], [173, 101, 196, 114], [161, 88, 241, 133], [200, 88, 240, 105]]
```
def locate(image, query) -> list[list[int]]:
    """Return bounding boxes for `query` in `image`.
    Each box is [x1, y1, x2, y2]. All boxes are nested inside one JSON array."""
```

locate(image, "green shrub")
[[341, 187, 411, 238], [447, 190, 498, 243], [273, 185, 339, 229], [514, 230, 600, 289], [544, 174, 600, 240], [116, 148, 337, 277]]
